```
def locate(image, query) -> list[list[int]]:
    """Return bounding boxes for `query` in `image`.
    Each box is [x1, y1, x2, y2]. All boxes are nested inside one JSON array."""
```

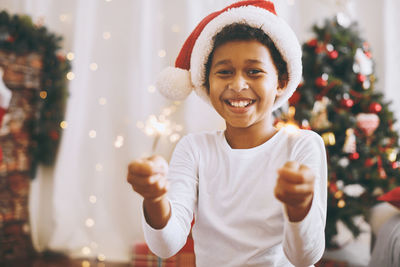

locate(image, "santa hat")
[[156, 0, 302, 111]]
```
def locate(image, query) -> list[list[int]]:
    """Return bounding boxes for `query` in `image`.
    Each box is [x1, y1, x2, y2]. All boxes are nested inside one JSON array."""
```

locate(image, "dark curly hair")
[[204, 23, 288, 91]]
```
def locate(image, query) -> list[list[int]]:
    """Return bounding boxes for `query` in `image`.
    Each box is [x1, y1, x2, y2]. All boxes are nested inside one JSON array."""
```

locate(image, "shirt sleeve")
[[142, 135, 198, 258], [282, 130, 327, 267]]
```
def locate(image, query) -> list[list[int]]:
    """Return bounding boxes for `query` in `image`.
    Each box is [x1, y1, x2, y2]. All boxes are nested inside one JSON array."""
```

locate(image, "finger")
[[278, 165, 314, 184], [283, 161, 300, 171], [275, 178, 314, 195], [147, 155, 168, 174], [135, 178, 169, 199], [299, 165, 315, 183], [128, 159, 153, 176], [274, 182, 313, 206]]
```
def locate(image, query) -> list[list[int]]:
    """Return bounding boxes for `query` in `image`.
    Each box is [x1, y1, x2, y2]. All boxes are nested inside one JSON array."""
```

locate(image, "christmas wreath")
[[0, 10, 70, 170]]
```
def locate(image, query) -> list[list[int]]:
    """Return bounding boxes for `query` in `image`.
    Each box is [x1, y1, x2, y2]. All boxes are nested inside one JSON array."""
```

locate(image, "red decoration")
[[341, 98, 354, 108], [357, 74, 366, 83], [329, 182, 338, 193], [369, 102, 382, 113], [49, 130, 59, 140], [56, 53, 66, 62], [6, 35, 15, 42], [392, 162, 399, 169], [365, 51, 372, 58], [377, 156, 387, 179], [349, 152, 359, 160], [378, 186, 400, 209], [288, 91, 301, 105], [315, 44, 325, 54], [365, 158, 375, 167], [315, 77, 328, 87], [307, 39, 318, 47], [328, 50, 338, 59], [356, 113, 380, 136]]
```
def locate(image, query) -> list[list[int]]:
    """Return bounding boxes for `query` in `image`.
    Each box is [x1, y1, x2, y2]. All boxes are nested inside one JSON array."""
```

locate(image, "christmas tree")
[[278, 15, 400, 248]]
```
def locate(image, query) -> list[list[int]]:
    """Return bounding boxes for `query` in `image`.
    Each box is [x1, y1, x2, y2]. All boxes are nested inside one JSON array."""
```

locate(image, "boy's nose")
[[228, 75, 249, 91]]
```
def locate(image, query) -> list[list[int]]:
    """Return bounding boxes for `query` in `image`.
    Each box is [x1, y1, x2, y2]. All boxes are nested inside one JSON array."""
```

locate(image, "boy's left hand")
[[274, 161, 315, 222]]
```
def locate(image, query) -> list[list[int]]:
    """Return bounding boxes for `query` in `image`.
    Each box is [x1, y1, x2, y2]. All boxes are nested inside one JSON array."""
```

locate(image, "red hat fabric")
[[378, 186, 400, 209], [156, 0, 302, 111]]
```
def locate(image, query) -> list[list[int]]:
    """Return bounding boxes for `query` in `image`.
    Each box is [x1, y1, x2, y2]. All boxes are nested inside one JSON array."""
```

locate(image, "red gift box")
[[132, 239, 195, 267]]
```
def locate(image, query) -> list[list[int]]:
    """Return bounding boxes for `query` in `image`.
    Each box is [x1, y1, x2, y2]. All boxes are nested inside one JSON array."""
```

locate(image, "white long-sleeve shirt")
[[143, 129, 327, 267]]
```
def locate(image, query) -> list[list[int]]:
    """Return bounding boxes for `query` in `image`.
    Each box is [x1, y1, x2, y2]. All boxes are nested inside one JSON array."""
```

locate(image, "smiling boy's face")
[[208, 40, 283, 130]]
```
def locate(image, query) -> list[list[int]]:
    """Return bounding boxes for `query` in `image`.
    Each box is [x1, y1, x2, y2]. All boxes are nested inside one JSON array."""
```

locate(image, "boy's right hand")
[[127, 155, 169, 203]]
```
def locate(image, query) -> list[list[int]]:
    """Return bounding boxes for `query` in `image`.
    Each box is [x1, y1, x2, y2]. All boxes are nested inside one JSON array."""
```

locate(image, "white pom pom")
[[156, 67, 193, 101]]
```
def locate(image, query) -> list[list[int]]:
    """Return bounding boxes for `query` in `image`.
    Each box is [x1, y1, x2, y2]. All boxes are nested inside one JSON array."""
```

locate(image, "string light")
[[67, 52, 74, 60], [148, 85, 156, 93], [97, 254, 106, 262], [114, 135, 124, 148], [40, 91, 47, 99], [85, 218, 95, 228], [387, 148, 398, 162], [170, 133, 180, 143], [89, 130, 97, 138], [98, 97, 107, 105], [82, 246, 91, 255], [102, 32, 111, 40], [171, 24, 181, 33], [89, 195, 97, 204], [59, 14, 68, 22], [337, 199, 346, 208], [95, 163, 103, 171], [81, 260, 90, 267], [66, 71, 75, 80], [90, 63, 98, 71], [60, 121, 68, 129], [158, 49, 166, 58], [334, 190, 343, 199]]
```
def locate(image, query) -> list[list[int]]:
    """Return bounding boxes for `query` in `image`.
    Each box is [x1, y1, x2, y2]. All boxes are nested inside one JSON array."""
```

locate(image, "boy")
[[127, 1, 327, 266]]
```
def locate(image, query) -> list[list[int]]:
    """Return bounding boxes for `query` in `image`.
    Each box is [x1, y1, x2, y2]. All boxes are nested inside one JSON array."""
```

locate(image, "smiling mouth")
[[224, 99, 256, 108]]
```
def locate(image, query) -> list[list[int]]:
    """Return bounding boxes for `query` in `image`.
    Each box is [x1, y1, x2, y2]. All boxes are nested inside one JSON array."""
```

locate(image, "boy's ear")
[[276, 87, 285, 96], [277, 73, 289, 91]]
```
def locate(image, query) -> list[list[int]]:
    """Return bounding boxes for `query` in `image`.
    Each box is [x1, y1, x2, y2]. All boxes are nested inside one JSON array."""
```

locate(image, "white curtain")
[[0, 0, 399, 263]]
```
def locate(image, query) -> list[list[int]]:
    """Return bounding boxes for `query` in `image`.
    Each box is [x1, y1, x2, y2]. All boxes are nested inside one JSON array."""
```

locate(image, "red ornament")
[[49, 130, 60, 140], [289, 91, 301, 105], [365, 51, 372, 58], [307, 39, 318, 47], [315, 44, 325, 54], [328, 50, 339, 59], [6, 35, 15, 43], [369, 102, 382, 113], [365, 158, 375, 167], [341, 98, 354, 108], [57, 54, 66, 62], [349, 152, 359, 160], [315, 77, 328, 87], [329, 182, 338, 193], [357, 74, 367, 83], [392, 161, 399, 169]]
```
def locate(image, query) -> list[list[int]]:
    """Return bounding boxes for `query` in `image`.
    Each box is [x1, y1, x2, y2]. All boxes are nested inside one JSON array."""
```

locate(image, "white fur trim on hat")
[[156, 66, 194, 101], [190, 5, 302, 110]]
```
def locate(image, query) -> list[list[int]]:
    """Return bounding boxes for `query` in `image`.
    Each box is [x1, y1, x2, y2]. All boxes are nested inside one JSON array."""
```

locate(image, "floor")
[[0, 252, 349, 267], [1, 252, 131, 267]]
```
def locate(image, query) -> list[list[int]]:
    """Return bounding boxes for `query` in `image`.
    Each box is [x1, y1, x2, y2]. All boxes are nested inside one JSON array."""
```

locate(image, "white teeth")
[[229, 100, 252, 108]]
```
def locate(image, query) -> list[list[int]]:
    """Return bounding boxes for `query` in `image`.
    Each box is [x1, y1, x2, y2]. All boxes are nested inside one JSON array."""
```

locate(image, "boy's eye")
[[216, 70, 232, 75], [248, 69, 263, 75]]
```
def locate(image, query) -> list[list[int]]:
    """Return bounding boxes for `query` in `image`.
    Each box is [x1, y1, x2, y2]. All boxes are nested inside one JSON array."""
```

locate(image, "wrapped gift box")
[[132, 239, 195, 267]]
